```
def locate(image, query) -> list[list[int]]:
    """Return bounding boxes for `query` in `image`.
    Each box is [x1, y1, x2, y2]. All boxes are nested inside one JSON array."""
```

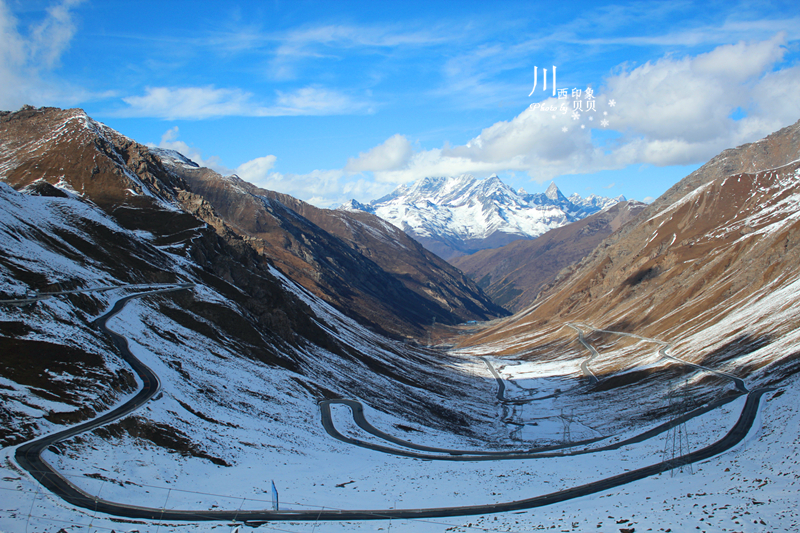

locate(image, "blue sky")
[[2, 0, 800, 206]]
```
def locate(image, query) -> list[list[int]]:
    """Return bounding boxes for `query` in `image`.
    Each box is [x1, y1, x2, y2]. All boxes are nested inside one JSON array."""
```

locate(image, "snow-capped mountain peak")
[[341, 175, 622, 259], [339, 198, 374, 213], [544, 181, 565, 202], [568, 192, 627, 212]]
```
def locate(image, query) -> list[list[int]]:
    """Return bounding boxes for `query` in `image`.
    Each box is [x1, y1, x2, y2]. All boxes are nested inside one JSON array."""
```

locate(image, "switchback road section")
[[14, 284, 192, 517], [12, 286, 777, 523]]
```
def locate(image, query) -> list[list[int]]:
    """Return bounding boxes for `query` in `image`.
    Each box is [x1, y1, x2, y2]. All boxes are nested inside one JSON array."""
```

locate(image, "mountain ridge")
[[452, 199, 647, 312], [341, 173, 623, 260], [153, 154, 508, 338], [0, 106, 506, 340], [0, 105, 494, 449], [2, 106, 800, 533]]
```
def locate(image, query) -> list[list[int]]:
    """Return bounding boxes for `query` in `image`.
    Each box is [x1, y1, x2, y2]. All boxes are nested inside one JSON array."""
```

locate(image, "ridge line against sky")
[[2, 0, 799, 207]]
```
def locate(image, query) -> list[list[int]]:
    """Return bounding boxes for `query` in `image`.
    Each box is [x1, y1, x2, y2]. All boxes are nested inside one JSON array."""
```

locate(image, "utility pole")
[[560, 409, 575, 444], [662, 380, 694, 476]]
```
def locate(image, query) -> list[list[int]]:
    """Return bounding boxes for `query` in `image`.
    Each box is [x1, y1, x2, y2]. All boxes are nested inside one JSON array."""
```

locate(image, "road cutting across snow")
[[12, 291, 775, 523]]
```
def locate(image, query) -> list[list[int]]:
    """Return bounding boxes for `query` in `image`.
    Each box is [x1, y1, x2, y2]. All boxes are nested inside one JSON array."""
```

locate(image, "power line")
[[7, 480, 529, 533]]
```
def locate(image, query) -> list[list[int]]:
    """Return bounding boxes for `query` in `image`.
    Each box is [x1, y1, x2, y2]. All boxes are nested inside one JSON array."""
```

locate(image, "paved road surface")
[[19, 386, 775, 521], [14, 285, 190, 515], [573, 322, 749, 393]]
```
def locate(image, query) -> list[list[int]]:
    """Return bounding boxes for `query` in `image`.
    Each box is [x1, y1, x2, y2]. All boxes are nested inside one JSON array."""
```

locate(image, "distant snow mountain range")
[[340, 174, 624, 260]]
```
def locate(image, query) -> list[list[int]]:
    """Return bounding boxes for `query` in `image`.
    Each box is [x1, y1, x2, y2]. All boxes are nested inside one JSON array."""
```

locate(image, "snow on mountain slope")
[[4, 258, 799, 532], [341, 174, 623, 260], [157, 159, 507, 338], [0, 155, 505, 531], [452, 199, 647, 312], [0, 106, 183, 212], [460, 125, 800, 427], [2, 108, 799, 533], [568, 191, 625, 213]]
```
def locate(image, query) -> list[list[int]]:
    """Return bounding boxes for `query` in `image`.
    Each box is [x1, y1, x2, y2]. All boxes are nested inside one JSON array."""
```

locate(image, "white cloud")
[[0, 1, 26, 107], [247, 168, 348, 207], [746, 65, 800, 132], [345, 134, 413, 172], [270, 23, 451, 80], [28, 0, 83, 68], [235, 155, 278, 186], [0, 0, 88, 110], [131, 33, 800, 207], [364, 105, 600, 186], [272, 86, 371, 115], [341, 177, 396, 202], [123, 87, 254, 120], [691, 35, 787, 82], [601, 33, 796, 164], [120, 85, 371, 119], [344, 35, 800, 190], [149, 127, 355, 206], [578, 17, 800, 48]]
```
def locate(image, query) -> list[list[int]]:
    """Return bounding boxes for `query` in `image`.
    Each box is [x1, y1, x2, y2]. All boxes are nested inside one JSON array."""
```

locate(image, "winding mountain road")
[[567, 324, 600, 384], [572, 323, 749, 394], [19, 387, 775, 522], [14, 285, 190, 515], [319, 367, 749, 462], [12, 291, 775, 523]]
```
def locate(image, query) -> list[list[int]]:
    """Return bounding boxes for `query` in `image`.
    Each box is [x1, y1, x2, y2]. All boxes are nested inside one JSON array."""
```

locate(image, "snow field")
[[7, 290, 796, 533], [3, 377, 796, 532]]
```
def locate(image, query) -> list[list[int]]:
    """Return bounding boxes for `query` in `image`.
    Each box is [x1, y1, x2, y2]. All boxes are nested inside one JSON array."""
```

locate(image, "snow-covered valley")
[[2, 282, 798, 532]]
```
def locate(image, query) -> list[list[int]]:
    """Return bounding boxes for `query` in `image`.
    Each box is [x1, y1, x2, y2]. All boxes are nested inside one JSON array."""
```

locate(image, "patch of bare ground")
[[0, 337, 136, 446], [89, 416, 230, 466]]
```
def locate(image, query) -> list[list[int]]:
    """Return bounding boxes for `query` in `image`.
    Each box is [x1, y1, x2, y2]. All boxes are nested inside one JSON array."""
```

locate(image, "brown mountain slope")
[[154, 152, 507, 339], [263, 190, 506, 321], [451, 200, 646, 312], [461, 119, 800, 391], [0, 106, 183, 212], [0, 106, 492, 448]]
